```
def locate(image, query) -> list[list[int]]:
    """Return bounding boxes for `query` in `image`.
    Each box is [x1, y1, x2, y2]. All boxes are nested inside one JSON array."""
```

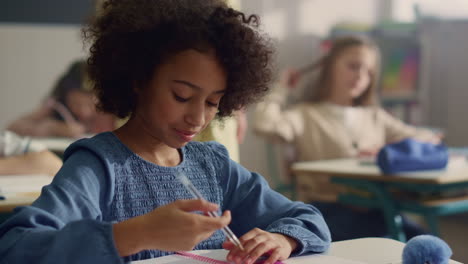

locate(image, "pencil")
[[177, 172, 245, 251]]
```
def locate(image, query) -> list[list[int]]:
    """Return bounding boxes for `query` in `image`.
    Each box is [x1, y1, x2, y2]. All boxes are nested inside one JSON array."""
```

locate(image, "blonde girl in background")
[[254, 36, 440, 241]]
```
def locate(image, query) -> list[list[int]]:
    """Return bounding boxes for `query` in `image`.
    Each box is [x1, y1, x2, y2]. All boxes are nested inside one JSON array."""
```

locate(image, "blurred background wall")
[[0, 0, 91, 129]]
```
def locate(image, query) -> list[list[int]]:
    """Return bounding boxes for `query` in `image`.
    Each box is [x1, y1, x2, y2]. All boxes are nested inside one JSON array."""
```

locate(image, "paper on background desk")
[[0, 174, 52, 198], [30, 134, 94, 153], [131, 249, 367, 264]]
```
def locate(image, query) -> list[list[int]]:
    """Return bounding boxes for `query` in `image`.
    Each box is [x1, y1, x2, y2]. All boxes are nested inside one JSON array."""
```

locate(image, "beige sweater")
[[254, 85, 436, 201], [194, 117, 239, 162]]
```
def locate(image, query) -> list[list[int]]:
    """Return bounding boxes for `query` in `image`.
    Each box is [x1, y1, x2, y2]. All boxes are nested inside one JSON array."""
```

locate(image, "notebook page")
[[132, 250, 228, 264], [131, 250, 367, 264], [284, 254, 367, 264]]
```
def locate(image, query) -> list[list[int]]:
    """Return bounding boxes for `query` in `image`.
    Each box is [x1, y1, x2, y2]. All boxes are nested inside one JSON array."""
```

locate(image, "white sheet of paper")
[[0, 174, 52, 197], [131, 250, 367, 264]]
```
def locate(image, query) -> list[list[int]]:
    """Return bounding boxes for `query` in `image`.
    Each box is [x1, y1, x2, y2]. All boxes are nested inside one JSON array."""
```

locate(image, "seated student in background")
[[0, 1, 331, 263], [0, 130, 62, 176], [7, 60, 116, 138], [254, 36, 440, 241]]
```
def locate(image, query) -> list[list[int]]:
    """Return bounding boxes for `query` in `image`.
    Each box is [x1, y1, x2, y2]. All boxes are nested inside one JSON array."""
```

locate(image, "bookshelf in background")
[[372, 22, 423, 125]]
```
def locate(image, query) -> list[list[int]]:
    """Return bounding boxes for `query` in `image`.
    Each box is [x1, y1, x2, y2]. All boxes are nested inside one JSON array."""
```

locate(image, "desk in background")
[[292, 158, 468, 241], [327, 237, 461, 264], [31, 137, 77, 155], [0, 174, 52, 214], [31, 135, 95, 158]]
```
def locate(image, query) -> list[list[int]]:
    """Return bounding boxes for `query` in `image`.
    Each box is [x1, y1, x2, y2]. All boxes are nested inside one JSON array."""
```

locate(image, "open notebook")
[[131, 249, 367, 264]]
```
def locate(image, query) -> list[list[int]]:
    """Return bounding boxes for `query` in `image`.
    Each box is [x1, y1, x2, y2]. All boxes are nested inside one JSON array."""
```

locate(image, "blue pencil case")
[[377, 138, 449, 174]]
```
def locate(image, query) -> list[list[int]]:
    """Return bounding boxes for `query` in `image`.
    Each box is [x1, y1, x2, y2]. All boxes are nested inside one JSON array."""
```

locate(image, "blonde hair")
[[307, 36, 380, 106]]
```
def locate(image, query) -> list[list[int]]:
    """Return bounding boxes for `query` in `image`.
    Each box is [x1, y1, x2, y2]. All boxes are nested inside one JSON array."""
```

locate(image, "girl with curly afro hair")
[[0, 1, 331, 263]]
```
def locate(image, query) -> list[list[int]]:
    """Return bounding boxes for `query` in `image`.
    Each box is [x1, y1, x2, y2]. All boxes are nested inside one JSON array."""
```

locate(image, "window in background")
[[394, 0, 468, 22], [298, 0, 376, 36]]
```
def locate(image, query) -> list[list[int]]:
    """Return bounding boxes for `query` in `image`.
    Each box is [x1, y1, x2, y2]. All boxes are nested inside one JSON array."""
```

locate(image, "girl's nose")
[[184, 103, 205, 127]]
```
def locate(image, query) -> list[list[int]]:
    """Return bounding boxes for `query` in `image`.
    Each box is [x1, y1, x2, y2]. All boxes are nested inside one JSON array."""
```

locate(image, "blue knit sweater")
[[0, 132, 330, 263]]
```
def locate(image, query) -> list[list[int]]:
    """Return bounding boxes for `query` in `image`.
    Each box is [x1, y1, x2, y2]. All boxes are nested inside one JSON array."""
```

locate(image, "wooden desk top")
[[292, 158, 468, 184], [0, 174, 52, 212]]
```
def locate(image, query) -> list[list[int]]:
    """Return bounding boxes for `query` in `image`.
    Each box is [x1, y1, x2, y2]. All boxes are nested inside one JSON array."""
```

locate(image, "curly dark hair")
[[83, 0, 274, 119]]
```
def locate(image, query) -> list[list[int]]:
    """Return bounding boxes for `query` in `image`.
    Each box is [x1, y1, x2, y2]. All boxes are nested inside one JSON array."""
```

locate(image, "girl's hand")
[[357, 148, 379, 158], [113, 199, 231, 257], [35, 119, 85, 138], [223, 228, 298, 264], [62, 121, 87, 138]]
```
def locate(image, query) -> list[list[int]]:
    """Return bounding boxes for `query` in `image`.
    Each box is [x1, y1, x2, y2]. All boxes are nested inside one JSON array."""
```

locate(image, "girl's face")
[[329, 45, 376, 101], [133, 49, 226, 149], [66, 90, 97, 123]]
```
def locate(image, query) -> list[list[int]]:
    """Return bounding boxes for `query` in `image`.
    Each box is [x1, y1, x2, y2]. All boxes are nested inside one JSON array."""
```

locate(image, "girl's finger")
[[176, 199, 219, 212], [190, 210, 231, 231], [227, 228, 266, 262], [222, 240, 234, 250], [239, 228, 263, 243], [262, 248, 282, 264], [230, 234, 269, 263], [241, 235, 268, 256], [244, 241, 273, 264]]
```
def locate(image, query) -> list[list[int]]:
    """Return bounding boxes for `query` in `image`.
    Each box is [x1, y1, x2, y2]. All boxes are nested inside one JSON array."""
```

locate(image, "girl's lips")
[[175, 129, 197, 142]]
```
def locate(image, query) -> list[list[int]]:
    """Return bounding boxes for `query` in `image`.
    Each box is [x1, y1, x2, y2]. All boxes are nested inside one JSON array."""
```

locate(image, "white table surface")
[[292, 158, 468, 184], [131, 237, 462, 264], [0, 174, 52, 212]]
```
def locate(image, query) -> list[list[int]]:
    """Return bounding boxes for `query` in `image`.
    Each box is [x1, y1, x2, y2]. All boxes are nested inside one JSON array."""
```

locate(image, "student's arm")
[[7, 103, 85, 137], [0, 150, 62, 176], [212, 143, 331, 256], [253, 82, 304, 143], [378, 108, 441, 144], [0, 150, 123, 264]]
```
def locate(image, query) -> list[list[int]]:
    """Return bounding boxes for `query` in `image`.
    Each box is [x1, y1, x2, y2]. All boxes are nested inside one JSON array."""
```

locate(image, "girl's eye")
[[206, 101, 219, 108], [173, 93, 189, 102], [349, 63, 359, 70]]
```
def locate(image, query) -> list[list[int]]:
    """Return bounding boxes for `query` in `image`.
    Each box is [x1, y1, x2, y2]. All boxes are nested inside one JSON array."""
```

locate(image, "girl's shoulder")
[[63, 132, 128, 162], [185, 141, 230, 160], [184, 141, 233, 170]]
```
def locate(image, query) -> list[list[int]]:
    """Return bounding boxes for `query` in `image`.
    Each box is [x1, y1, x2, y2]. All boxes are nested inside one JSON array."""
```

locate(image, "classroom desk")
[[0, 174, 52, 213], [292, 158, 468, 242], [132, 237, 462, 264], [31, 137, 77, 154], [326, 237, 461, 264]]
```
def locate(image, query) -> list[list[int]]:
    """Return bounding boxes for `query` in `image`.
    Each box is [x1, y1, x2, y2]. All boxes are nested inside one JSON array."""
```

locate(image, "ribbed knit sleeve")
[[0, 146, 123, 264], [208, 142, 331, 255]]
